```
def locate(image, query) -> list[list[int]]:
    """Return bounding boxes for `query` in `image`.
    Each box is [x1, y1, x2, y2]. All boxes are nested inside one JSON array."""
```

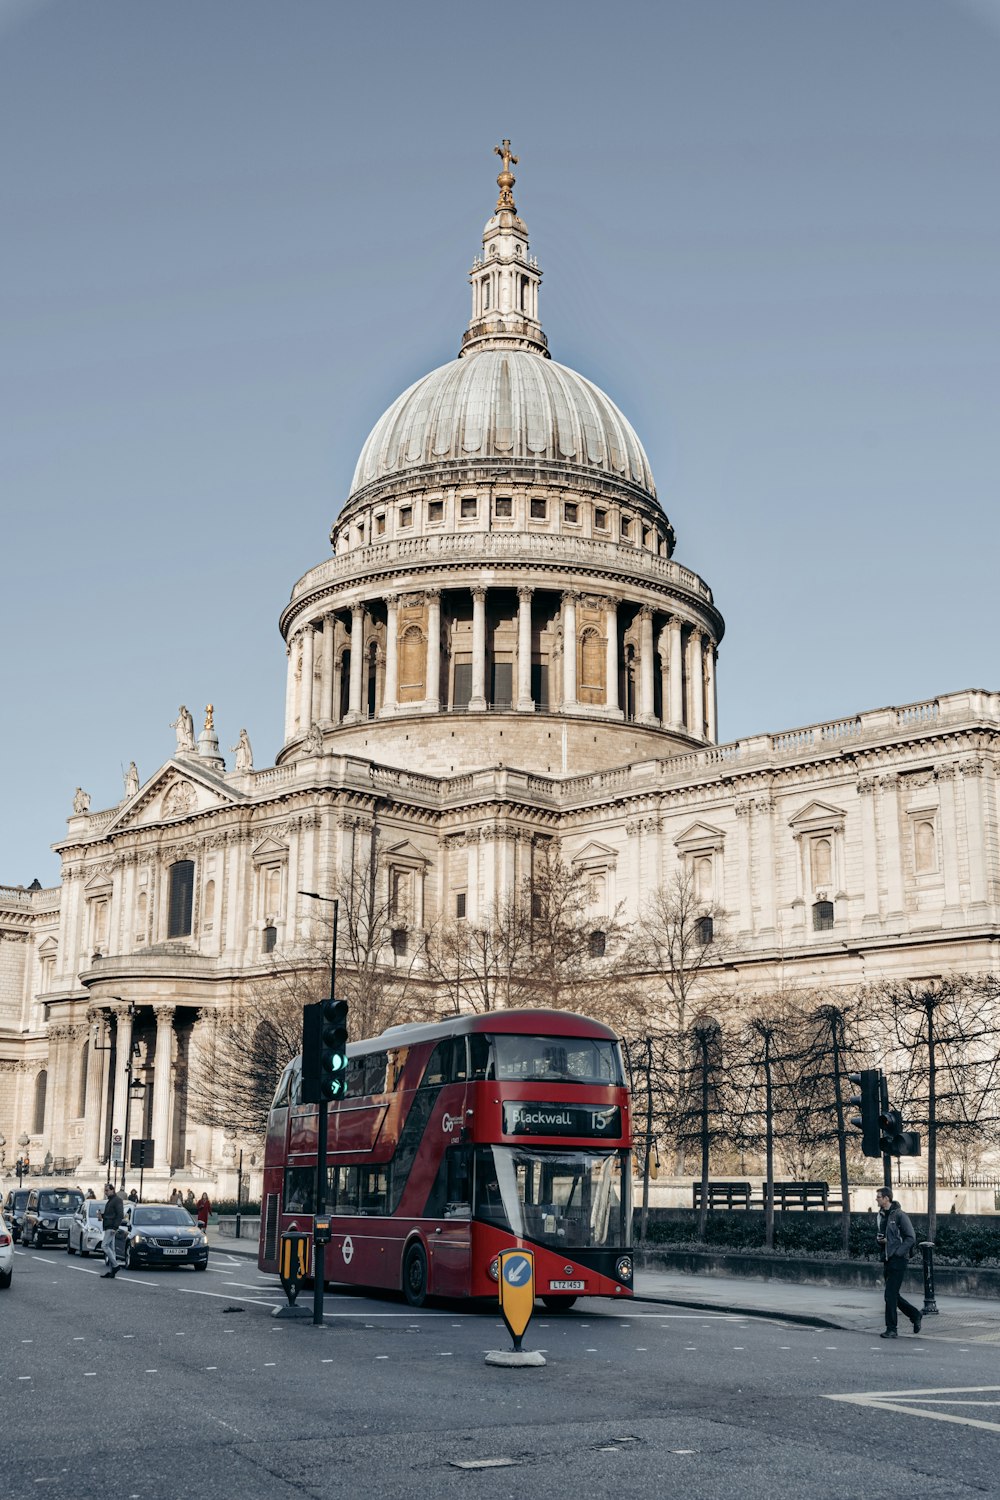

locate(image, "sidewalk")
[[205, 1222, 258, 1259], [633, 1264, 1000, 1342]]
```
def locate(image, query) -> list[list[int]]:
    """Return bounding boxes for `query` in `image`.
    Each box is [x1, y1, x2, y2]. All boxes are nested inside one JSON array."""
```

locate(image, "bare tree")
[[631, 867, 728, 1035], [189, 833, 431, 1140]]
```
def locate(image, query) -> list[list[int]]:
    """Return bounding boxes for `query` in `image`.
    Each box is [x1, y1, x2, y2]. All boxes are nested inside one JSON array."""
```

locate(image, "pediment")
[[84, 872, 114, 895], [674, 821, 726, 851], [571, 840, 618, 866], [103, 759, 244, 833], [252, 836, 289, 865], [385, 839, 429, 866], [788, 800, 846, 833]]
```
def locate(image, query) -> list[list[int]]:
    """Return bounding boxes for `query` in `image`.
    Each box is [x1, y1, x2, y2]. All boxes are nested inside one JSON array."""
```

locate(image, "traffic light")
[[301, 998, 349, 1104], [847, 1069, 881, 1157], [15, 1157, 23, 1182], [879, 1107, 921, 1157]]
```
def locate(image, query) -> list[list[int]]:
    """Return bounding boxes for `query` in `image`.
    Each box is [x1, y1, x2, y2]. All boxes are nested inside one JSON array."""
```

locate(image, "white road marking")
[[176, 1287, 281, 1308], [825, 1385, 1000, 1435]]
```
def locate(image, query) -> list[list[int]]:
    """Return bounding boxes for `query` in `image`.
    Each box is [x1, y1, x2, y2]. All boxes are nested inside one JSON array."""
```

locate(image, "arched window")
[[262, 924, 277, 954], [202, 878, 216, 933], [78, 1042, 89, 1117], [812, 837, 832, 887], [366, 641, 378, 718], [399, 624, 426, 703], [482, 277, 490, 311], [33, 1069, 47, 1135], [813, 900, 835, 932], [339, 650, 351, 720], [695, 915, 714, 946], [167, 860, 194, 938], [578, 628, 605, 704], [915, 820, 936, 874], [693, 855, 713, 903], [589, 930, 606, 958]]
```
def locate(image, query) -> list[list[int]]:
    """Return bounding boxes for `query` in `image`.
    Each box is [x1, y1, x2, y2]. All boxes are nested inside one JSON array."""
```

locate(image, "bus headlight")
[[615, 1256, 633, 1283], [487, 1257, 499, 1282]]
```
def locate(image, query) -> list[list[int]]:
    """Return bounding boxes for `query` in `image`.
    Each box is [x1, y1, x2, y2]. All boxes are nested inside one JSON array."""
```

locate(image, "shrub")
[[637, 1209, 1000, 1265]]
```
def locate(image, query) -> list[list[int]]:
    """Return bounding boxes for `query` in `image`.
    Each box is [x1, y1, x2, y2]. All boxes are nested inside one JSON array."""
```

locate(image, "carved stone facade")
[[2, 161, 999, 1192]]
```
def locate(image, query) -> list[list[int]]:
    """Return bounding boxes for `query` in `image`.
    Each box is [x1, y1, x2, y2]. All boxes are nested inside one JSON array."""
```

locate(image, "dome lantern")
[[460, 140, 548, 360]]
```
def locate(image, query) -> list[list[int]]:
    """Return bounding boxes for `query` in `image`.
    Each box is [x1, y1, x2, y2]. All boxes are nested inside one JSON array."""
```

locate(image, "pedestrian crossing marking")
[[826, 1385, 1000, 1434]]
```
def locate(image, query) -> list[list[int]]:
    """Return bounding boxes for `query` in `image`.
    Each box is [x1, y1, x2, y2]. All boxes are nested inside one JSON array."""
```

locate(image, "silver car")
[[0, 1210, 13, 1289], [67, 1199, 106, 1258]]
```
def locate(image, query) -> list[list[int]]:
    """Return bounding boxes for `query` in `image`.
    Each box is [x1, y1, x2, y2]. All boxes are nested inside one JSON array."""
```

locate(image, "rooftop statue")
[[170, 705, 195, 753]]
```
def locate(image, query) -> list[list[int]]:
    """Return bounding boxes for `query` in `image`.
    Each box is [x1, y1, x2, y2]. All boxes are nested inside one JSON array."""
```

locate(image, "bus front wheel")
[[541, 1294, 577, 1311], [402, 1243, 428, 1307]]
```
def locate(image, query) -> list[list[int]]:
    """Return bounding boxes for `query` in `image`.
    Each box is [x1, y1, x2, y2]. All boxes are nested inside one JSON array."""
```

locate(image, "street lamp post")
[[299, 890, 339, 1329]]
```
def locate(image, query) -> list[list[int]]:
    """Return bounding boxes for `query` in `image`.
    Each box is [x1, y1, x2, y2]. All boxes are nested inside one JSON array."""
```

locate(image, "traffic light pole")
[[313, 899, 338, 1329], [878, 1071, 893, 1197]]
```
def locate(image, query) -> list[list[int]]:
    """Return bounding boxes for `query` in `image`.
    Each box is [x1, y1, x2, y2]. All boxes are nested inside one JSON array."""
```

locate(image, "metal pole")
[[121, 1051, 132, 1194], [922, 993, 939, 1314], [236, 1147, 243, 1240], [879, 1070, 893, 1196], [313, 900, 338, 1328]]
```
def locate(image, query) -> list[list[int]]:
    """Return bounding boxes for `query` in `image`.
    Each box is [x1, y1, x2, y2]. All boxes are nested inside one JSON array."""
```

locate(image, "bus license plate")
[[548, 1279, 584, 1291]]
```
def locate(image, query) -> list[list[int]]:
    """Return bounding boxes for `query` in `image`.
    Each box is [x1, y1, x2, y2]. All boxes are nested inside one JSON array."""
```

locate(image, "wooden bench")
[[692, 1181, 753, 1211], [766, 1181, 842, 1211]]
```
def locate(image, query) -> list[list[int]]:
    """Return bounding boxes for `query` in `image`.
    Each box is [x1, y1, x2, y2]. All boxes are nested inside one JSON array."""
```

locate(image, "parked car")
[[114, 1203, 209, 1271], [20, 1187, 84, 1247], [0, 1210, 13, 1288], [67, 1199, 107, 1257], [1, 1188, 31, 1244]]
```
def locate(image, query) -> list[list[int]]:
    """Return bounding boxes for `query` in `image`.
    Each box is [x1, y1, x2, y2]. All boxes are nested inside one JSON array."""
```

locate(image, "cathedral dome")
[[349, 352, 657, 501]]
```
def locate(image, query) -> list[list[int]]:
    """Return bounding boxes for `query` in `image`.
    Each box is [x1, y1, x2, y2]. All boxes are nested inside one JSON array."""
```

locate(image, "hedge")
[[637, 1210, 1000, 1266]]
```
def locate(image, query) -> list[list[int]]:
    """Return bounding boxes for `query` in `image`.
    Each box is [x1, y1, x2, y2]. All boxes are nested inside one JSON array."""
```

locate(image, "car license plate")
[[548, 1279, 584, 1291], [163, 1247, 186, 1256]]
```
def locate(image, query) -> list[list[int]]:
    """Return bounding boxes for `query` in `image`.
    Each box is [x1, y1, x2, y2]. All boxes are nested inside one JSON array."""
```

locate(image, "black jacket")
[[879, 1201, 916, 1260], [102, 1191, 125, 1233]]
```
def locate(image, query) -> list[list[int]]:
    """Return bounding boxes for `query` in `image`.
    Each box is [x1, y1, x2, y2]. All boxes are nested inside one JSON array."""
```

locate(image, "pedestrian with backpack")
[[875, 1186, 922, 1337]]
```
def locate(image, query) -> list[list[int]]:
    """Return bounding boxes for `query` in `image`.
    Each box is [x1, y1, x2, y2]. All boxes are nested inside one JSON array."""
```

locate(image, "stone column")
[[347, 604, 365, 720], [516, 587, 533, 711], [880, 774, 904, 919], [109, 1002, 134, 1153], [605, 599, 620, 713], [299, 623, 315, 731], [320, 615, 336, 720], [284, 637, 297, 740], [668, 616, 684, 729], [562, 592, 578, 709], [688, 629, 705, 738], [704, 639, 717, 743], [638, 606, 656, 723], [82, 1013, 107, 1164], [470, 588, 488, 711], [383, 596, 399, 714], [151, 1005, 175, 1174], [425, 590, 441, 709]]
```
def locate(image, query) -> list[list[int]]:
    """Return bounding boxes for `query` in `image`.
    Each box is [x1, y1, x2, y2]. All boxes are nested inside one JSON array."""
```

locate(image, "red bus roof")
[[352, 1007, 621, 1056]]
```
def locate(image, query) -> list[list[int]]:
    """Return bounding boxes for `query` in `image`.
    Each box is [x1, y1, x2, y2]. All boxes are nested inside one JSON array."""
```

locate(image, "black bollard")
[[920, 1240, 938, 1315]]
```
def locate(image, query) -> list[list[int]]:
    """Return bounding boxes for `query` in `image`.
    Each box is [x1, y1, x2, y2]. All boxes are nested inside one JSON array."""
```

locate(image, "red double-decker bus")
[[258, 1008, 633, 1307]]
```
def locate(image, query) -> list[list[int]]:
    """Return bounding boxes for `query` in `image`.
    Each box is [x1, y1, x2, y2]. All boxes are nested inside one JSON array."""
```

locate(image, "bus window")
[[473, 1145, 510, 1230], [420, 1037, 465, 1088], [347, 1057, 367, 1096], [424, 1145, 471, 1219], [335, 1166, 360, 1213], [284, 1167, 314, 1214], [490, 1034, 622, 1086], [359, 1166, 389, 1215], [469, 1033, 491, 1081], [365, 1052, 388, 1094], [272, 1060, 295, 1110], [487, 1146, 629, 1248], [388, 1090, 438, 1211]]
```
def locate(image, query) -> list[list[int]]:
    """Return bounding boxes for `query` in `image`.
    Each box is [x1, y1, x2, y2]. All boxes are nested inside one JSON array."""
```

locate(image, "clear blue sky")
[[2, 0, 998, 885]]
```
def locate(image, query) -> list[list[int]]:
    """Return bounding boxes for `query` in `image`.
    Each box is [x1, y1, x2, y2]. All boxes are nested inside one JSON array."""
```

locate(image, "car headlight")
[[42, 1217, 57, 1228], [193, 1233, 206, 1246], [131, 1234, 147, 1245], [487, 1256, 499, 1282], [615, 1255, 633, 1282]]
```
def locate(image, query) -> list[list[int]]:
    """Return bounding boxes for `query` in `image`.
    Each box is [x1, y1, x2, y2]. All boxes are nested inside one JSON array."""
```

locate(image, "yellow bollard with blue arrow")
[[485, 1247, 547, 1367]]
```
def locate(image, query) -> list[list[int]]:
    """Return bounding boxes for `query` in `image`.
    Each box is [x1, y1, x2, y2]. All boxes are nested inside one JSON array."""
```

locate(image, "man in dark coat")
[[876, 1186, 922, 1337], [100, 1181, 125, 1279]]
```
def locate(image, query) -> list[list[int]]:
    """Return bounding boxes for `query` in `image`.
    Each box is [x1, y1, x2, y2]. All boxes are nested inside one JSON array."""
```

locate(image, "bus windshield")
[[475, 1144, 630, 1249], [489, 1034, 622, 1086]]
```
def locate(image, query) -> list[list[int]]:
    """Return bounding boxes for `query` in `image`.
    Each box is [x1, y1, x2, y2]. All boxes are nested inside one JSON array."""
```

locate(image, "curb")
[[631, 1290, 843, 1330]]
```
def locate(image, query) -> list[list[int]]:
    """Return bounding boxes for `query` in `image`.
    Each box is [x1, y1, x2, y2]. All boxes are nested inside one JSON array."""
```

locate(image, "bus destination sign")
[[502, 1102, 622, 1138]]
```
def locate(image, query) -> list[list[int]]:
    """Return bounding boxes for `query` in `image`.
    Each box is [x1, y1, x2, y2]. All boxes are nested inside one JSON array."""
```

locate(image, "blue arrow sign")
[[502, 1254, 532, 1287]]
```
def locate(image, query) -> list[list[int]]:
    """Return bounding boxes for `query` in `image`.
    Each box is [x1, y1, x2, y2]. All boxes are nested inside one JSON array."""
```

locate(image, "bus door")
[[427, 1143, 472, 1297]]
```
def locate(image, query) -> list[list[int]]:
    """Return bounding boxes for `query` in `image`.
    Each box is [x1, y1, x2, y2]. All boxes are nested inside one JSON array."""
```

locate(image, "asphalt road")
[[3, 1243, 998, 1500]]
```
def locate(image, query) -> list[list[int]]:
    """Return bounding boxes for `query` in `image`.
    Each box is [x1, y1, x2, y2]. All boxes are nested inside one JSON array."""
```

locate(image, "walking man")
[[100, 1180, 125, 1279], [876, 1186, 922, 1337]]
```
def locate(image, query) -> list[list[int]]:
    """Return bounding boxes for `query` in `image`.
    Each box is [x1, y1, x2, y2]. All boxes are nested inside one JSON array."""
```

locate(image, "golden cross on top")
[[494, 139, 518, 211]]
